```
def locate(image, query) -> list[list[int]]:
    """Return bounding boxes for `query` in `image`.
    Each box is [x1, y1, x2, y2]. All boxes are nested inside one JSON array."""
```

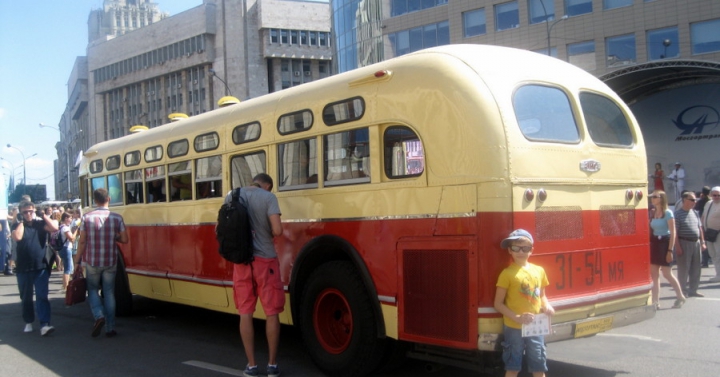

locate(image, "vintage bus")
[[78, 45, 654, 375]]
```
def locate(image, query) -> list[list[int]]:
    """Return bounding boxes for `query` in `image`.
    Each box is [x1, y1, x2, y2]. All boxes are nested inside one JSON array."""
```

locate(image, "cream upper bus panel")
[[428, 45, 646, 185]]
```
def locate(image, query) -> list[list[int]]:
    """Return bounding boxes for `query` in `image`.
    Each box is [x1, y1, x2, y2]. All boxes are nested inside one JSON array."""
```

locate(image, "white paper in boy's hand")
[[521, 313, 551, 337]]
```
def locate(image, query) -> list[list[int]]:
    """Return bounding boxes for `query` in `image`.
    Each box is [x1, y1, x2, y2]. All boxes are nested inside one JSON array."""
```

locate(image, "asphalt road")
[[1, 266, 719, 377]]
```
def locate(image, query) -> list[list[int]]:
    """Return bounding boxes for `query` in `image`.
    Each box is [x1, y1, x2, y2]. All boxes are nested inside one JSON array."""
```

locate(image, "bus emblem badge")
[[580, 159, 601, 173]]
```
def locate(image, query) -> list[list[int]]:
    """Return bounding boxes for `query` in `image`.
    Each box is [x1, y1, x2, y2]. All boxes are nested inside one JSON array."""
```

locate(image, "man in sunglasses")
[[10, 200, 59, 336], [674, 192, 705, 297]]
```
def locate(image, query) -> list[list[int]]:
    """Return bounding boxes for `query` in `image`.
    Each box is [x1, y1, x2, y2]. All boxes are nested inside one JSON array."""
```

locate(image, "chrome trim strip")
[[378, 295, 396, 304], [283, 212, 475, 223], [477, 283, 652, 314]]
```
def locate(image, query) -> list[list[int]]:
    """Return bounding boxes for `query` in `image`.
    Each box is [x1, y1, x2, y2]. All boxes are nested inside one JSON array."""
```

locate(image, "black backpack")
[[216, 188, 254, 264], [49, 230, 64, 252]]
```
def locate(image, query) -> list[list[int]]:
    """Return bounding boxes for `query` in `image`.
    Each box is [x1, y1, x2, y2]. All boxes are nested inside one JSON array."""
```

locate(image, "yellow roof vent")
[[218, 96, 240, 107], [129, 125, 149, 133], [168, 113, 189, 122]]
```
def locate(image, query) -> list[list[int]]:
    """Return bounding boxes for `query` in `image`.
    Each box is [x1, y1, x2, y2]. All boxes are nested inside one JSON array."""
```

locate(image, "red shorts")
[[232, 257, 286, 316]]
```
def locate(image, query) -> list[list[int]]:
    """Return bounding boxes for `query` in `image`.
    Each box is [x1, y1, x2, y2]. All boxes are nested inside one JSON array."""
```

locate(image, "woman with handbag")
[[59, 213, 78, 291], [704, 187, 720, 282], [649, 190, 686, 309]]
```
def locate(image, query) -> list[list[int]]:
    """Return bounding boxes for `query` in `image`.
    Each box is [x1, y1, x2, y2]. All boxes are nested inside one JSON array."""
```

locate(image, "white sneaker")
[[40, 325, 55, 337], [23, 323, 33, 333], [709, 276, 720, 283]]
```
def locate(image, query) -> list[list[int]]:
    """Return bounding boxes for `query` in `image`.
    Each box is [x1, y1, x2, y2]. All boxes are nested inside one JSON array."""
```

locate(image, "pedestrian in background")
[[74, 188, 128, 338], [5, 206, 18, 275], [667, 162, 685, 203], [703, 187, 720, 283], [650, 162, 665, 192], [11, 200, 59, 336], [674, 191, 705, 298], [58, 212, 78, 291], [649, 190, 686, 309], [696, 186, 712, 267]]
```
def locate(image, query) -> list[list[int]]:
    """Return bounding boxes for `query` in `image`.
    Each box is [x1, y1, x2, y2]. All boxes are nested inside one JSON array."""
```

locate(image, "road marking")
[[696, 297, 720, 301], [596, 333, 663, 342], [183, 360, 242, 376]]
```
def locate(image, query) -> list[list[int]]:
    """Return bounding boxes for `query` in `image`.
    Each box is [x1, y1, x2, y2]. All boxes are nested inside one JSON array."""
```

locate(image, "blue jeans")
[[502, 325, 548, 373], [16, 268, 51, 326], [86, 264, 117, 332], [60, 246, 74, 275]]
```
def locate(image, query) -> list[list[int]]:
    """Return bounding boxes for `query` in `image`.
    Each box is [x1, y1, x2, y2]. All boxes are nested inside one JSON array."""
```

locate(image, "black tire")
[[299, 261, 385, 377], [114, 254, 133, 317]]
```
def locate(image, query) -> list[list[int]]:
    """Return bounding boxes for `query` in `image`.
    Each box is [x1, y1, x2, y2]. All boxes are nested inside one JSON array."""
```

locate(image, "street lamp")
[[6, 144, 28, 184], [662, 39, 672, 59], [537, 0, 568, 56], [40, 122, 72, 200], [208, 68, 232, 96]]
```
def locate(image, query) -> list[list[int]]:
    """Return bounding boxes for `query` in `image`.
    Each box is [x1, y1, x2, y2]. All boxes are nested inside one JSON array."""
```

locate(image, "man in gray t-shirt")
[[224, 173, 284, 377]]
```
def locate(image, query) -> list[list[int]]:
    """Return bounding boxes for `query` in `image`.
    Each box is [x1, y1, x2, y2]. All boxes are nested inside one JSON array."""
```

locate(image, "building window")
[[647, 27, 679, 60], [528, 0, 553, 24], [391, 0, 448, 17], [463, 9, 487, 37], [300, 31, 307, 45], [565, 0, 592, 17], [495, 1, 519, 31], [389, 21, 450, 57], [291, 30, 299, 44], [568, 40, 596, 71], [319, 32, 327, 46], [281, 29, 288, 44], [691, 19, 720, 55], [270, 29, 278, 43], [606, 34, 636, 67], [310, 31, 317, 45], [603, 0, 633, 10]]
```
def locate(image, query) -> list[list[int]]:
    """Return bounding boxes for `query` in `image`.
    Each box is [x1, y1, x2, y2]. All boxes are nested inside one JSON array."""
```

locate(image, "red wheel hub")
[[313, 288, 352, 354]]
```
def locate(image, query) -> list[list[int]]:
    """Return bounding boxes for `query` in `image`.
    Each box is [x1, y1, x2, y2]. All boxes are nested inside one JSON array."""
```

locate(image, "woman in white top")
[[59, 213, 78, 291]]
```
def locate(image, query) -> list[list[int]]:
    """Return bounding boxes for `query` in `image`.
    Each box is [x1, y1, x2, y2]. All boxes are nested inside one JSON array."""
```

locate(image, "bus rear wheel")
[[300, 261, 385, 377]]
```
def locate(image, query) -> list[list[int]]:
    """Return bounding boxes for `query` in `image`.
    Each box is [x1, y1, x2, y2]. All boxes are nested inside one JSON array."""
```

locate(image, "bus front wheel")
[[300, 261, 385, 377]]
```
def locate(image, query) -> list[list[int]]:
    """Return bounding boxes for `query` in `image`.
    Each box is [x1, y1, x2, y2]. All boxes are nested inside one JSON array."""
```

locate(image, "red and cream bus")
[[78, 45, 654, 375]]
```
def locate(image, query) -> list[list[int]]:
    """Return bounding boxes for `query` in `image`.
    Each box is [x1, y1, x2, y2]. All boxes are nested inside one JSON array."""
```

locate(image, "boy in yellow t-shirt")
[[494, 229, 554, 377]]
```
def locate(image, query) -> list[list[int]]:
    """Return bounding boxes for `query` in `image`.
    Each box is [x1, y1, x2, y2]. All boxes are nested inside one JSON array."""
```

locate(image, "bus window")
[[196, 156, 222, 199], [106, 155, 121, 170], [91, 176, 106, 193], [231, 152, 266, 189], [169, 161, 192, 201], [324, 128, 370, 186], [278, 110, 313, 135], [580, 92, 634, 147], [125, 150, 141, 167], [145, 145, 163, 163], [108, 173, 123, 206], [384, 126, 424, 178], [232, 122, 261, 144], [194, 132, 219, 152], [278, 138, 318, 190], [513, 85, 579, 143], [145, 166, 166, 203], [125, 169, 143, 204], [168, 139, 189, 158], [322, 97, 365, 125], [90, 159, 103, 174]]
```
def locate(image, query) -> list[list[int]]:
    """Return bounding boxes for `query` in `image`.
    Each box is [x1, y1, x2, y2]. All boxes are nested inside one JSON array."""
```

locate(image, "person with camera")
[[11, 200, 59, 336]]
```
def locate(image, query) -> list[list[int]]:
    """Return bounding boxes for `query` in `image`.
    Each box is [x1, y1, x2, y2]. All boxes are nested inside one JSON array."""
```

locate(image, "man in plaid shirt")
[[74, 188, 128, 338]]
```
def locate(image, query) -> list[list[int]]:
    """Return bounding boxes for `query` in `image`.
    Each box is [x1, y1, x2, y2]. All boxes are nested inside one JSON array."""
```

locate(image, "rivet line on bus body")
[[626, 189, 634, 201], [538, 189, 547, 202], [636, 190, 644, 201], [524, 189, 534, 202]]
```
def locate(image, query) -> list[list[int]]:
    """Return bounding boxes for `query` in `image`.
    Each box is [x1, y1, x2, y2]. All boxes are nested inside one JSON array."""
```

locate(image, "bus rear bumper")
[[477, 304, 655, 351]]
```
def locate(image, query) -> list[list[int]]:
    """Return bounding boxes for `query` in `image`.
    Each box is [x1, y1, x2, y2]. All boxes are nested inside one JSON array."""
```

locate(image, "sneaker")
[[266, 364, 280, 377], [92, 317, 106, 337], [709, 276, 720, 283], [106, 330, 117, 338], [243, 365, 259, 377], [689, 292, 705, 298], [672, 297, 686, 309], [40, 325, 55, 337], [24, 323, 33, 333]]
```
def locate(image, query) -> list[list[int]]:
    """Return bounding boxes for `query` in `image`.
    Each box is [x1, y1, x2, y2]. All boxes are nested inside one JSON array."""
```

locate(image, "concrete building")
[[54, 0, 332, 200], [331, 0, 720, 199]]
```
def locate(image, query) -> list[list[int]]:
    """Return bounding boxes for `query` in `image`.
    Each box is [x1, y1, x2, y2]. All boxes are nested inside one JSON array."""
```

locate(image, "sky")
[[0, 0, 203, 201]]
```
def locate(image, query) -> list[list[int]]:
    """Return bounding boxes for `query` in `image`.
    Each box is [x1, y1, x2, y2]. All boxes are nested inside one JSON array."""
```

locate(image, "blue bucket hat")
[[500, 229, 534, 249]]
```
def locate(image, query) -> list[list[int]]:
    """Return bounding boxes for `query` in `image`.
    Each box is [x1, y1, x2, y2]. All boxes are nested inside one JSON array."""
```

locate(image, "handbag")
[[705, 228, 719, 243], [65, 269, 87, 306]]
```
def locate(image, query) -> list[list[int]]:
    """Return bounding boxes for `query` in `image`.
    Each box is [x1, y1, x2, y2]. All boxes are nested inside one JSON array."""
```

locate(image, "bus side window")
[[278, 138, 318, 191], [324, 128, 370, 186], [124, 169, 143, 204], [91, 176, 106, 193], [383, 126, 425, 178], [108, 173, 123, 206], [169, 161, 192, 201], [145, 166, 167, 203], [196, 155, 222, 199], [231, 151, 267, 190]]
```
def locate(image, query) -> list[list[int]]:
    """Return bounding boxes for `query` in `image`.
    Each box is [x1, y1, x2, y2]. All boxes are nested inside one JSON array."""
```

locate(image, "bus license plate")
[[574, 317, 613, 338]]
